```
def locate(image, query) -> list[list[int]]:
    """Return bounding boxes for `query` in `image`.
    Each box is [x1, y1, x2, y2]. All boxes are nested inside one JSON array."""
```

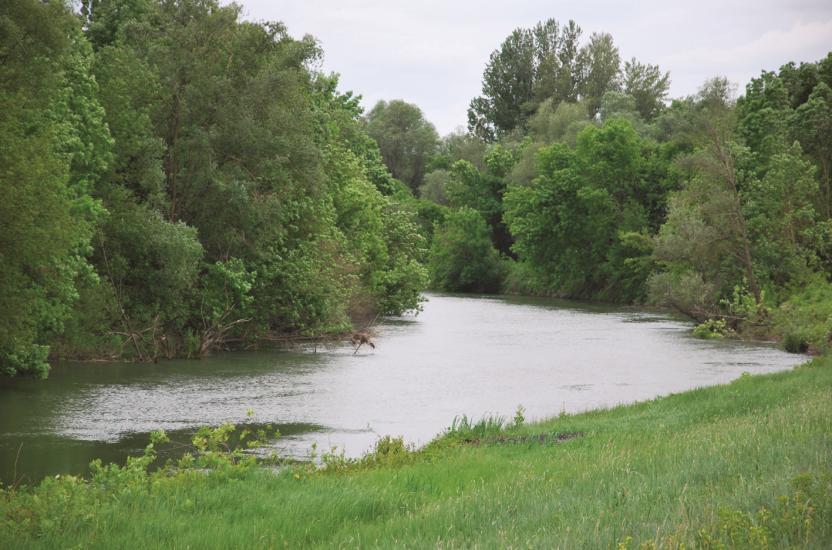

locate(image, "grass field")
[[2, 356, 831, 548]]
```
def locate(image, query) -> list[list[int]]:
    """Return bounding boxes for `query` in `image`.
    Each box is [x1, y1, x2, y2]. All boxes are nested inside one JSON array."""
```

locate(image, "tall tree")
[[577, 32, 621, 117], [467, 19, 586, 140], [790, 82, 832, 217], [364, 99, 439, 193], [623, 58, 671, 120]]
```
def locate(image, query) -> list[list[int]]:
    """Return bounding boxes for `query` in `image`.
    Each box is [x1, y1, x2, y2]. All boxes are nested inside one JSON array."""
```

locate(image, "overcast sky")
[[237, 1, 832, 135]]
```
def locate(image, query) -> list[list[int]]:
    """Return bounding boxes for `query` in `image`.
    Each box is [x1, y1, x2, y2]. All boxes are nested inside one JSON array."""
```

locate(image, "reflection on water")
[[0, 293, 806, 484]]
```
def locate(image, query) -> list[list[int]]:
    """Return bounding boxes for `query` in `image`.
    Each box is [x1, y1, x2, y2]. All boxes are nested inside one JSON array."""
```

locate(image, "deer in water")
[[350, 332, 375, 354]]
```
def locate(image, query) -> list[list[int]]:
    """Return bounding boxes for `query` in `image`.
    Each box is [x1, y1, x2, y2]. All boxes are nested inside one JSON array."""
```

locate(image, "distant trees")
[[577, 33, 622, 117], [622, 58, 671, 121], [364, 100, 439, 193], [504, 119, 664, 300], [648, 69, 830, 322], [426, 21, 832, 339], [466, 18, 665, 140]]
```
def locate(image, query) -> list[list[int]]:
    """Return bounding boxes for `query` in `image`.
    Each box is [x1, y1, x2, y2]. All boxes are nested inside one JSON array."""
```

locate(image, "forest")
[[2, 0, 832, 380]]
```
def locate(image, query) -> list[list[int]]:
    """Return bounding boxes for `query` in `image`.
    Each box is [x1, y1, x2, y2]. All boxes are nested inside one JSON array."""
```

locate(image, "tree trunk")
[[165, 79, 185, 222], [711, 132, 762, 304]]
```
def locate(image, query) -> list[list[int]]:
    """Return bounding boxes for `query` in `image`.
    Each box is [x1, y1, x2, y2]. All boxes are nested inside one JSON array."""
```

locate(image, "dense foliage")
[[0, 0, 427, 376], [429, 207, 504, 293], [364, 99, 439, 193]]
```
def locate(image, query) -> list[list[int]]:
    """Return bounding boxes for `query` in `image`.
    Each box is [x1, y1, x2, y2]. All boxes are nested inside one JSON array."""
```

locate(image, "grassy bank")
[[2, 357, 831, 548]]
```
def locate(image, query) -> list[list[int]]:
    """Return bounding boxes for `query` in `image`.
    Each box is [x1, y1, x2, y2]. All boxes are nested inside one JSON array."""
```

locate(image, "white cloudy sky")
[[237, 1, 832, 135]]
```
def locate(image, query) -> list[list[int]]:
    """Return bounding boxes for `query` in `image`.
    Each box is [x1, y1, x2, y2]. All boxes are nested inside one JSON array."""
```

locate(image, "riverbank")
[[2, 355, 830, 548]]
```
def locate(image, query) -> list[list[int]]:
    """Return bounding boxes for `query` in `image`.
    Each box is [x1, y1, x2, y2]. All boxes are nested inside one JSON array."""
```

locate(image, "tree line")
[[3, 4, 831, 378]]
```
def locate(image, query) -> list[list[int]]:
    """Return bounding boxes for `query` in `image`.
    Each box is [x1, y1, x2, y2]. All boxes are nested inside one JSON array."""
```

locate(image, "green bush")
[[692, 318, 736, 339], [429, 207, 505, 293], [773, 278, 832, 354], [502, 259, 551, 296]]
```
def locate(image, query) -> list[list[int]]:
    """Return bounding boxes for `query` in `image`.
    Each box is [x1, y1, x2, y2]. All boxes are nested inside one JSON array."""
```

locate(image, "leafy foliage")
[[364, 99, 439, 193], [429, 208, 505, 293], [0, 1, 108, 376], [0, 0, 430, 376]]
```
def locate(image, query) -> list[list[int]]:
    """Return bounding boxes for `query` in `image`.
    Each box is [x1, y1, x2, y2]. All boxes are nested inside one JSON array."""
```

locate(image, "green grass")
[[2, 357, 831, 548]]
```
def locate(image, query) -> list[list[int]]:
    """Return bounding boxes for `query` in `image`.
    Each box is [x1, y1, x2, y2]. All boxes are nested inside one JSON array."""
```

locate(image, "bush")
[[502, 260, 550, 296], [692, 318, 736, 339], [429, 207, 505, 293], [773, 278, 832, 354], [647, 270, 718, 321]]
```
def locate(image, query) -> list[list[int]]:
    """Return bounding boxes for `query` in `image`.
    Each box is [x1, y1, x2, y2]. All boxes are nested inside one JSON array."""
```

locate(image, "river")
[[0, 293, 806, 485]]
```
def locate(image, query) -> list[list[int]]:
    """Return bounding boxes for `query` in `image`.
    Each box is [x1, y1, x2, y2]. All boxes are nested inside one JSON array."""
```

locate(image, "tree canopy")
[[364, 99, 440, 193]]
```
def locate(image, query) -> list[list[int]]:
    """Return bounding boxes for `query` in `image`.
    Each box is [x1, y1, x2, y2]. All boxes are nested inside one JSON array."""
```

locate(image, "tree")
[[790, 82, 832, 217], [577, 33, 621, 117], [467, 19, 586, 140], [419, 169, 451, 205], [649, 78, 764, 318], [429, 130, 488, 172], [743, 145, 819, 287], [504, 143, 617, 297], [623, 58, 670, 120], [527, 98, 590, 144], [445, 145, 515, 255], [364, 100, 439, 192], [468, 19, 641, 140], [52, 1, 430, 364]]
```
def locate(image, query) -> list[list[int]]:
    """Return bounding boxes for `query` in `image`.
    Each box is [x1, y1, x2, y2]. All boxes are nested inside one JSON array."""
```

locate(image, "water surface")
[[0, 293, 805, 484]]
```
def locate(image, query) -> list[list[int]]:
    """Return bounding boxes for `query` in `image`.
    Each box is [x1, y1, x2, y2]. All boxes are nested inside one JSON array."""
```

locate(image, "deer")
[[350, 332, 375, 354]]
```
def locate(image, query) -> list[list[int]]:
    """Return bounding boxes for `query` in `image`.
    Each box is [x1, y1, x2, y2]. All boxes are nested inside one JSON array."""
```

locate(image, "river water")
[[0, 293, 806, 485]]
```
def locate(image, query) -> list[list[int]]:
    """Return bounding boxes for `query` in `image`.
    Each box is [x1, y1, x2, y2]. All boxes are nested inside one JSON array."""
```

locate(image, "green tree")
[[527, 98, 590, 145], [467, 19, 586, 140], [790, 82, 832, 217], [445, 146, 515, 255], [419, 169, 451, 205], [623, 58, 670, 121], [743, 145, 819, 287], [649, 79, 764, 318], [364, 99, 439, 193], [577, 32, 621, 117], [504, 143, 617, 297]]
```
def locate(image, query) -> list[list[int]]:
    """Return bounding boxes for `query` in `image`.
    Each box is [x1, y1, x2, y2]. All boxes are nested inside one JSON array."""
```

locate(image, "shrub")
[[429, 207, 505, 293], [773, 278, 832, 354], [692, 318, 736, 339]]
